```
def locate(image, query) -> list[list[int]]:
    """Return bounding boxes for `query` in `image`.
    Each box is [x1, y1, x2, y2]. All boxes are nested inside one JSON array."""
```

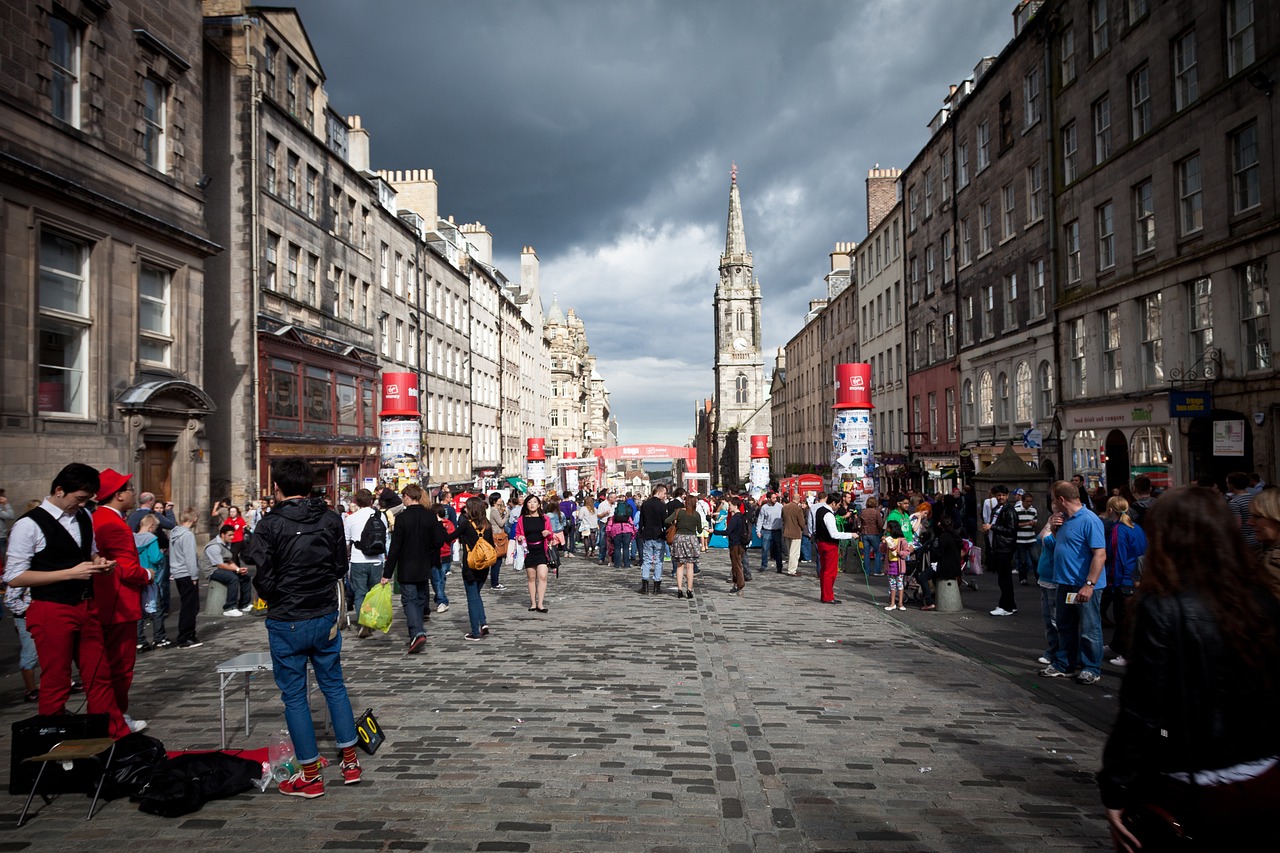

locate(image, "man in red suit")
[[92, 469, 153, 733]]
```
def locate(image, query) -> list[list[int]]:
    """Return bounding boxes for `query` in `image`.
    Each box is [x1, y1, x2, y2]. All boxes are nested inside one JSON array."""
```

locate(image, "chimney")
[[346, 115, 370, 172], [382, 168, 438, 228], [521, 246, 540, 297], [460, 222, 494, 266], [865, 167, 903, 233]]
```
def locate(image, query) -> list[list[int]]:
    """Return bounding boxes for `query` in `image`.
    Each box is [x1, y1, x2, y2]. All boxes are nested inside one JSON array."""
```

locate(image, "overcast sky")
[[298, 0, 1017, 445]]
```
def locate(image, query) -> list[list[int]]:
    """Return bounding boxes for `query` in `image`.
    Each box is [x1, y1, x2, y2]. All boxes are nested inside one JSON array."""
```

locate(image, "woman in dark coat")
[[454, 496, 496, 641]]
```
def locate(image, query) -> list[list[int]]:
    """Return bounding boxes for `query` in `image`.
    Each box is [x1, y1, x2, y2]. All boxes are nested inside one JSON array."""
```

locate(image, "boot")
[[653, 581, 662, 595], [638, 579, 650, 595]]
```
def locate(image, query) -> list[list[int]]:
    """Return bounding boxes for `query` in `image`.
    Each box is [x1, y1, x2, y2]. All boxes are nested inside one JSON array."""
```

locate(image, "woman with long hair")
[[1100, 497, 1146, 667], [665, 494, 704, 599], [708, 498, 729, 549], [225, 504, 248, 564], [1099, 486, 1280, 851], [515, 494, 553, 613], [1250, 487, 1280, 582], [454, 496, 496, 641]]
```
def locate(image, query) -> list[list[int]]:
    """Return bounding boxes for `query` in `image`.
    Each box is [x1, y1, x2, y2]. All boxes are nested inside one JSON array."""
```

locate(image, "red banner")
[[379, 372, 419, 417], [833, 363, 873, 410]]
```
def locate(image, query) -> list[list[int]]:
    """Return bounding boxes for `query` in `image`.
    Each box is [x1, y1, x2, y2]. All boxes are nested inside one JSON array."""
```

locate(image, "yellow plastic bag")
[[357, 584, 394, 633]]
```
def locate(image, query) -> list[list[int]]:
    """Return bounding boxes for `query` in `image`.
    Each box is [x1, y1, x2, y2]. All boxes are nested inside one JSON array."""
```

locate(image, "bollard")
[[204, 581, 228, 616], [935, 578, 963, 612]]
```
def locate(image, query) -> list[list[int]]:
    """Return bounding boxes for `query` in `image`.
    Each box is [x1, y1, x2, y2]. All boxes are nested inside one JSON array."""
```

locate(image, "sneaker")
[[124, 715, 148, 734], [223, 609, 243, 617], [279, 772, 325, 799], [1109, 656, 1128, 667], [357, 625, 372, 639], [154, 639, 173, 649], [1037, 656, 1051, 665], [990, 607, 1014, 617], [492, 584, 507, 591], [436, 603, 449, 613], [136, 641, 154, 653], [1076, 671, 1102, 685], [340, 761, 362, 785], [407, 635, 427, 654], [462, 633, 482, 642], [177, 639, 204, 649], [1039, 666, 1069, 678], [480, 625, 490, 636]]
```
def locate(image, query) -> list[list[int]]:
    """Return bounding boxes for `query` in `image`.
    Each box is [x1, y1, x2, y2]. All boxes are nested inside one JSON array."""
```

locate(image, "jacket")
[[92, 506, 152, 624], [781, 502, 807, 539], [726, 513, 748, 546], [168, 525, 200, 581], [638, 496, 668, 541], [987, 501, 1018, 554], [454, 515, 495, 582], [245, 497, 347, 622], [1105, 521, 1147, 587], [1098, 590, 1280, 809], [381, 504, 444, 585]]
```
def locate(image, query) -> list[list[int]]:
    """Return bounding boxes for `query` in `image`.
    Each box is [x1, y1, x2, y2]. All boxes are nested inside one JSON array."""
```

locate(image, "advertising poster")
[[379, 418, 421, 489], [1213, 419, 1245, 456], [831, 409, 875, 498]]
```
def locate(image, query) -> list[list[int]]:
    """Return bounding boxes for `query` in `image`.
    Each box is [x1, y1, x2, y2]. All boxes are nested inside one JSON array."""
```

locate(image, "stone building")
[[498, 280, 531, 479], [0, 0, 218, 509], [459, 223, 504, 486], [544, 297, 614, 492]]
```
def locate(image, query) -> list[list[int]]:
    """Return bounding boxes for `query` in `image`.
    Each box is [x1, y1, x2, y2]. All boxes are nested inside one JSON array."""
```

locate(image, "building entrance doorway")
[[140, 441, 174, 501], [1104, 429, 1130, 493]]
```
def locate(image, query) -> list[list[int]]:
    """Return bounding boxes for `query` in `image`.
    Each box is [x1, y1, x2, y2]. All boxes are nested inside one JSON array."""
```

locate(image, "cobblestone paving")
[[0, 550, 1110, 851]]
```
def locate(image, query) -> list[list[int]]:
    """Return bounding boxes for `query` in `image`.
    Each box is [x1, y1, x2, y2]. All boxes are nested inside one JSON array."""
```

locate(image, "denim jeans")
[[463, 578, 487, 637], [641, 539, 665, 582], [266, 612, 358, 764], [210, 568, 252, 610], [597, 527, 609, 564], [1013, 542, 1040, 580], [400, 581, 428, 640], [800, 534, 812, 563], [759, 530, 782, 571], [1052, 585, 1103, 676], [861, 534, 882, 575], [1039, 582, 1059, 661], [349, 561, 383, 614], [136, 563, 169, 643], [613, 533, 634, 568], [430, 562, 450, 606], [490, 558, 503, 588]]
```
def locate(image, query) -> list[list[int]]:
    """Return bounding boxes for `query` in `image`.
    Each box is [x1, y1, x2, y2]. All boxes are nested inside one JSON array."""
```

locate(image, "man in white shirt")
[[755, 492, 784, 574], [595, 491, 615, 565], [814, 492, 855, 603], [343, 489, 383, 635]]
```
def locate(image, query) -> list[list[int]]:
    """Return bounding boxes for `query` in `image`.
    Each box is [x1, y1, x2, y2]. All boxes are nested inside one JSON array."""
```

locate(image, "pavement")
[[0, 548, 1113, 851]]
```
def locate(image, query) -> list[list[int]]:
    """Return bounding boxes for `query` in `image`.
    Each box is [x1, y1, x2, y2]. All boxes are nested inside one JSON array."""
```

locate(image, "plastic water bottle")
[[267, 730, 295, 782]]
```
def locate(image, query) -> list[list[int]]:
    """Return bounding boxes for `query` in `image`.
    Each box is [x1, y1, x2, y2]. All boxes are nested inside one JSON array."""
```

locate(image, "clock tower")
[[712, 164, 770, 488]]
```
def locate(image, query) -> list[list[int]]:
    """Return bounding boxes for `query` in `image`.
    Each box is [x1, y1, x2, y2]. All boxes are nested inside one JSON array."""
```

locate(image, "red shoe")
[[278, 772, 325, 798], [340, 761, 362, 785]]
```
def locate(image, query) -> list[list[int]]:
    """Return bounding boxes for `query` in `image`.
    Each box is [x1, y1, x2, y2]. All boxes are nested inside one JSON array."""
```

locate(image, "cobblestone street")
[[0, 550, 1111, 851]]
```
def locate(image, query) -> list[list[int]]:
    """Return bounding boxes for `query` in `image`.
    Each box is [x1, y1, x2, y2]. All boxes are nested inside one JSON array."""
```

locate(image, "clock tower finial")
[[731, 161, 737, 185]]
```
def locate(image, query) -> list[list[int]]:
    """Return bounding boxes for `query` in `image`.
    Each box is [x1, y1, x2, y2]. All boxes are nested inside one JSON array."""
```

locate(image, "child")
[[883, 519, 909, 612], [434, 506, 454, 613]]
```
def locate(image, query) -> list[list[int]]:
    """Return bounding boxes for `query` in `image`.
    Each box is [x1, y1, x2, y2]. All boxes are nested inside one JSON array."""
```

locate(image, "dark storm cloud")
[[297, 0, 1016, 442]]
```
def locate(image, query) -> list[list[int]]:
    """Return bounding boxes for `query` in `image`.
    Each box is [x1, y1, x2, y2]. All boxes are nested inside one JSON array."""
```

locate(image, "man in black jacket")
[[981, 485, 1019, 617], [380, 483, 443, 653], [636, 484, 669, 595], [246, 457, 361, 798]]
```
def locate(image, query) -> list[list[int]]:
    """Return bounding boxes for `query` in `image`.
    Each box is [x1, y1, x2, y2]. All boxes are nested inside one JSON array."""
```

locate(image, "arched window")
[[1015, 361, 1033, 423], [997, 372, 1010, 424], [736, 309, 746, 331], [979, 371, 994, 426], [962, 379, 975, 427], [735, 373, 748, 404], [1038, 360, 1054, 419]]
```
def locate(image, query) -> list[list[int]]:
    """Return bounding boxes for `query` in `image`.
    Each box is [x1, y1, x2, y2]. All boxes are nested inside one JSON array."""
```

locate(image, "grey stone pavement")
[[0, 547, 1114, 851]]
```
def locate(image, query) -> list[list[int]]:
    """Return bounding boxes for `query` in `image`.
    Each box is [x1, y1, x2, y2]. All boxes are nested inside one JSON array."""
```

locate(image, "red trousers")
[[25, 599, 129, 738], [101, 621, 138, 715], [818, 541, 840, 602]]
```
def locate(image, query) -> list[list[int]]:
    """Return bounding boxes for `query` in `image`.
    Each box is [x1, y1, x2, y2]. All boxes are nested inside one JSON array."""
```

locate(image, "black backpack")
[[356, 510, 387, 556]]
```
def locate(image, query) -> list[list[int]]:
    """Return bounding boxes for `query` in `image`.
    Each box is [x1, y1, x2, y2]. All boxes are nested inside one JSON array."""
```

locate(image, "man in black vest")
[[814, 492, 854, 603], [2, 463, 128, 738]]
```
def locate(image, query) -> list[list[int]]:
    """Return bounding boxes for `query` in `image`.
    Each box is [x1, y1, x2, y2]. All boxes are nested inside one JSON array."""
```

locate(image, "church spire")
[[724, 162, 747, 258]]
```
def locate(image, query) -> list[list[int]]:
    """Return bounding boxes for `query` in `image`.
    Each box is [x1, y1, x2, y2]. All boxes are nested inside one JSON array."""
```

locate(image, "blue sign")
[[1169, 391, 1212, 418]]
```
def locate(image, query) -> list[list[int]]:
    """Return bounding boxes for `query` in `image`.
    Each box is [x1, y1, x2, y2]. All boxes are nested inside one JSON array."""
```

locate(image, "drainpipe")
[[1042, 18, 1062, 480], [245, 19, 263, 499]]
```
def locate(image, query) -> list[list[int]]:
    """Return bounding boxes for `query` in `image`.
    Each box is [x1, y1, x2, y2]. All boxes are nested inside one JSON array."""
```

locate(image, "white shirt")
[[343, 506, 381, 563], [756, 502, 783, 534], [3, 498, 98, 583], [819, 505, 854, 540], [596, 500, 614, 521]]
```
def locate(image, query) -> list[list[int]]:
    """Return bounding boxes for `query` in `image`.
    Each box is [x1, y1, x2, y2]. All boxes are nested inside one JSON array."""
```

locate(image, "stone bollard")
[[204, 580, 228, 615], [935, 578, 963, 612]]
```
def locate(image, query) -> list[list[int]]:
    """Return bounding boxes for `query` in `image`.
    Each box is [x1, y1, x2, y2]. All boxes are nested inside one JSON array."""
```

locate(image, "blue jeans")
[[759, 530, 782, 571], [400, 581, 428, 640], [431, 562, 450, 606], [463, 578, 487, 637], [1039, 582, 1059, 661], [349, 561, 383, 615], [641, 539, 665, 582], [137, 563, 169, 643], [1052, 585, 1103, 676], [613, 533, 634, 567], [210, 568, 252, 610], [1014, 542, 1040, 580], [597, 527, 608, 564], [266, 612, 358, 764], [490, 558, 503, 588], [862, 534, 882, 575], [800, 535, 812, 562]]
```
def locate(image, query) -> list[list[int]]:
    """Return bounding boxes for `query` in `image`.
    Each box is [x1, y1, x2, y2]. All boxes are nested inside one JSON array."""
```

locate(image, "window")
[[1140, 293, 1163, 386], [1024, 67, 1041, 128], [393, 252, 403, 297], [550, 409, 560, 427], [1102, 306, 1122, 390], [941, 151, 952, 200], [1127, 0, 1149, 24], [1002, 184, 1016, 240], [1030, 258, 1046, 317], [1189, 277, 1214, 373], [1026, 162, 1044, 222], [976, 121, 990, 172], [395, 319, 404, 362], [1061, 26, 1077, 85], [979, 202, 992, 254], [999, 93, 1014, 151], [1228, 0, 1256, 76], [1065, 220, 1081, 283], [963, 295, 974, 345], [1134, 180, 1155, 253], [925, 245, 935, 295], [959, 218, 972, 266], [928, 393, 938, 443], [944, 312, 955, 357], [142, 78, 167, 172], [286, 59, 300, 116], [1062, 122, 1078, 183], [927, 321, 938, 362], [962, 378, 975, 427], [1097, 202, 1115, 270], [265, 232, 279, 291], [735, 373, 748, 404], [137, 264, 171, 365], [997, 372, 1010, 424], [1174, 30, 1197, 110], [306, 253, 319, 305], [1004, 273, 1018, 330], [379, 243, 389, 289], [908, 184, 919, 231], [336, 375, 358, 436], [1179, 154, 1203, 235], [924, 168, 933, 219], [303, 366, 332, 434], [267, 359, 299, 430], [378, 315, 389, 356], [1069, 317, 1087, 396], [909, 256, 920, 302], [305, 167, 318, 218], [37, 230, 90, 416], [265, 137, 279, 193], [1240, 260, 1271, 370], [982, 284, 996, 338], [911, 329, 922, 370], [1014, 362, 1033, 423], [1093, 95, 1111, 163], [263, 39, 278, 96], [305, 79, 318, 131], [1130, 65, 1150, 138], [286, 153, 299, 207], [49, 16, 81, 126], [1232, 122, 1260, 213], [1091, 0, 1109, 57], [286, 243, 299, 294], [957, 141, 970, 188], [979, 371, 994, 426], [941, 231, 953, 283], [1038, 361, 1055, 419]]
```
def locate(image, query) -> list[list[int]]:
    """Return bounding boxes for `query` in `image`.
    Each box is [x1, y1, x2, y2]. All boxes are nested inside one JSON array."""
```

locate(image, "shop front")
[[1062, 399, 1175, 492]]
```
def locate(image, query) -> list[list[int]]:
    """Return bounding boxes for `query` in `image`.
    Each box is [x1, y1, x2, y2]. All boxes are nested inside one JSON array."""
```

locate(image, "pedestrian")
[[0, 487, 14, 562], [558, 492, 579, 555], [224, 505, 249, 564], [725, 502, 747, 594], [883, 519, 908, 611], [167, 507, 203, 648], [1101, 497, 1146, 667], [1226, 471, 1261, 553], [814, 492, 854, 604], [606, 503, 636, 570], [1252, 487, 1280, 582], [637, 484, 669, 594], [1012, 489, 1039, 585], [380, 484, 442, 654], [454, 496, 496, 641], [209, 498, 230, 535], [134, 513, 168, 651], [487, 493, 509, 590], [515, 494, 553, 613], [754, 491, 783, 574], [575, 499, 598, 559], [1039, 480, 1107, 684], [923, 513, 963, 612], [92, 468, 152, 733], [5, 567, 39, 701], [433, 505, 454, 613], [781, 493, 806, 576], [343, 489, 384, 634], [245, 457, 363, 797], [206, 525, 251, 616], [1033, 526, 1057, 667], [982, 485, 1019, 616], [666, 494, 703, 599], [594, 490, 614, 565], [1098, 486, 1280, 851], [859, 497, 885, 576], [886, 494, 916, 547]]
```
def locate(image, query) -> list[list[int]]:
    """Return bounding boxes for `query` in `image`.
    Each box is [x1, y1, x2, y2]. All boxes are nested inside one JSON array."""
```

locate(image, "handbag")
[[545, 544, 561, 570], [354, 708, 385, 756], [665, 510, 679, 545]]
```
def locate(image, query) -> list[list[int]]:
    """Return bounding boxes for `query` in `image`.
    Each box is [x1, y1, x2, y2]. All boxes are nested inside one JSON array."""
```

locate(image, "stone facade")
[[0, 0, 217, 510], [544, 297, 614, 494]]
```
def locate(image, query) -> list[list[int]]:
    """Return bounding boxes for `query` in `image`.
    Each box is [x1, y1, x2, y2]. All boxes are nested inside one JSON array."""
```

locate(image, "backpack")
[[356, 510, 387, 556], [466, 521, 498, 570], [738, 518, 751, 546]]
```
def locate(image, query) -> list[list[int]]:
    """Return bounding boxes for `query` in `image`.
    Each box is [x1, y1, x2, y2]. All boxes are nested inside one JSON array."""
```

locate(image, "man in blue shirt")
[[1040, 480, 1107, 684]]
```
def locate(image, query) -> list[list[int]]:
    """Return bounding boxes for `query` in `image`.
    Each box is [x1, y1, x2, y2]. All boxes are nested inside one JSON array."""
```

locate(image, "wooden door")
[[140, 441, 174, 500]]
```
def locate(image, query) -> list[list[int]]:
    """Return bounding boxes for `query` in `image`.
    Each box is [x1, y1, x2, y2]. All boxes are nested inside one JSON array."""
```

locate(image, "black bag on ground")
[[9, 713, 110, 795], [99, 732, 168, 800], [132, 752, 262, 818]]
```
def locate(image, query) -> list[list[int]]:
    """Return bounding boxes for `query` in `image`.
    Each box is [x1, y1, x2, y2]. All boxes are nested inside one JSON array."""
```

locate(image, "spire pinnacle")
[[724, 164, 747, 257]]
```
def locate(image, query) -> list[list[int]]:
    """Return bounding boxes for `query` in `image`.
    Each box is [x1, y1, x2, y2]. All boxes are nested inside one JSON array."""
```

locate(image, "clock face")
[[732, 337, 749, 351]]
